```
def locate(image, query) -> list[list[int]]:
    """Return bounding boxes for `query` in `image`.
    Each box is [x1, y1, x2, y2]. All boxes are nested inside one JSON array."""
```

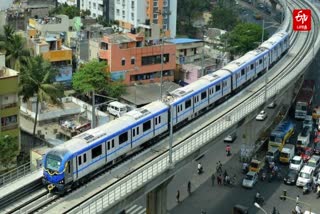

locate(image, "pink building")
[[99, 32, 176, 85]]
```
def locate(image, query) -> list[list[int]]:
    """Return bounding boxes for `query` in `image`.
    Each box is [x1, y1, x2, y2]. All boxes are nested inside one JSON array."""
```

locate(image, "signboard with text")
[[293, 9, 311, 31]]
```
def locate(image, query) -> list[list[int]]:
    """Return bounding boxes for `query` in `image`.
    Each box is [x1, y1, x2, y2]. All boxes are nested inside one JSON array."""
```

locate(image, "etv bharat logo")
[[293, 9, 311, 31]]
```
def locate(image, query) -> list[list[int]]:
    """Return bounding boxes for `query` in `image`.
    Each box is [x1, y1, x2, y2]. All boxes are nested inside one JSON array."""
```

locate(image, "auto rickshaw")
[[249, 159, 262, 173]]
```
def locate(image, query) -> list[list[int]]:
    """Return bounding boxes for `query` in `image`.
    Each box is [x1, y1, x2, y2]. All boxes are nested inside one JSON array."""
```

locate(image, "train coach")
[[42, 31, 289, 193]]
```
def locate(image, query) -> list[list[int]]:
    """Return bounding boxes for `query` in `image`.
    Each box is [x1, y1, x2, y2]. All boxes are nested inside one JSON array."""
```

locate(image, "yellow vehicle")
[[312, 106, 320, 120], [268, 120, 294, 151], [249, 159, 263, 173]]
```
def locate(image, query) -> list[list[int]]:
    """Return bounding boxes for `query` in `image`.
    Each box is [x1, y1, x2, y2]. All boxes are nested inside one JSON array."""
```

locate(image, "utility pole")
[[169, 105, 174, 164], [201, 28, 205, 77], [261, 19, 264, 44], [91, 90, 96, 129]]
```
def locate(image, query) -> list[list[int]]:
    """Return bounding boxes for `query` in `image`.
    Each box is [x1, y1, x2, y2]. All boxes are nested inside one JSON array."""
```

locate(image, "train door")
[[65, 160, 73, 184]]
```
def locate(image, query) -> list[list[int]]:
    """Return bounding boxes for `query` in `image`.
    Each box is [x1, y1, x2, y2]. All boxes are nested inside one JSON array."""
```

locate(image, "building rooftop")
[[107, 33, 135, 44], [166, 38, 203, 44], [0, 68, 19, 79]]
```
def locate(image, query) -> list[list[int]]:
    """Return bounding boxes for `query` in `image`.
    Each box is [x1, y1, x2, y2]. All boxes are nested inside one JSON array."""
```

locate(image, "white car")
[[289, 156, 303, 171], [242, 171, 258, 188], [256, 110, 267, 121], [267, 101, 276, 109]]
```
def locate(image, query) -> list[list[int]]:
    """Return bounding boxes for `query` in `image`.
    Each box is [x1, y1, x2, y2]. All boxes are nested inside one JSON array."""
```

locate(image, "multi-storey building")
[[114, 0, 177, 38], [78, 0, 114, 20], [0, 53, 20, 151], [99, 32, 176, 85]]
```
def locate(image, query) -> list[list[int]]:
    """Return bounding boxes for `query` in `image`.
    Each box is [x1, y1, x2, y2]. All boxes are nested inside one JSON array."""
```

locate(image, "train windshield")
[[46, 155, 62, 171]]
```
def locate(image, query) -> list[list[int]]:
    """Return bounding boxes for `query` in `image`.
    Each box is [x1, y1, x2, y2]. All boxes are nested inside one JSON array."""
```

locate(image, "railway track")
[[1, 0, 318, 213]]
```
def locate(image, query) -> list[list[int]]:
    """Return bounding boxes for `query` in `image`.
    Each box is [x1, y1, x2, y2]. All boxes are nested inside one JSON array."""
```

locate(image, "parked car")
[[289, 156, 304, 171], [296, 166, 315, 187], [267, 101, 276, 109], [306, 155, 320, 171], [314, 143, 320, 155], [284, 169, 299, 185], [256, 110, 267, 121], [224, 132, 237, 143], [301, 147, 314, 162], [242, 171, 258, 188]]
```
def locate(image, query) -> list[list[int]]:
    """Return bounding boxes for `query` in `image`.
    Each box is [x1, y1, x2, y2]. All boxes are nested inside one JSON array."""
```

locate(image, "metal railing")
[[0, 162, 32, 187]]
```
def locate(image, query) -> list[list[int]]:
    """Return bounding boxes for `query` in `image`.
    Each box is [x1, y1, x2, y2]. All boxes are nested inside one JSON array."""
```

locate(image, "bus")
[[268, 120, 295, 151]]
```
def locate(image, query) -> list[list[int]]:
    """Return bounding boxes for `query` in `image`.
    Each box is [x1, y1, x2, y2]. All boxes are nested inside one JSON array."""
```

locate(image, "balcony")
[[1, 123, 18, 131], [1, 102, 18, 110]]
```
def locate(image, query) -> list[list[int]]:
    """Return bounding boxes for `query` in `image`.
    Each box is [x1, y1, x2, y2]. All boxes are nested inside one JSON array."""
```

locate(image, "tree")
[[208, 7, 239, 31], [0, 25, 30, 71], [226, 23, 268, 56], [19, 56, 64, 144], [50, 3, 80, 19], [0, 134, 19, 170], [72, 60, 126, 98]]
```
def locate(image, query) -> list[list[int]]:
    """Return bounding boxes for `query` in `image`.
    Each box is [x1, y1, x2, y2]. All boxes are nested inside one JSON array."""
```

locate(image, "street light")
[[254, 202, 267, 214]]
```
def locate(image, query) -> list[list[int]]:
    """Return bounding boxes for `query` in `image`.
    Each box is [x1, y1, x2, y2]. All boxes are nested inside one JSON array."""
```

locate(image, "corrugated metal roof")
[[166, 38, 203, 44]]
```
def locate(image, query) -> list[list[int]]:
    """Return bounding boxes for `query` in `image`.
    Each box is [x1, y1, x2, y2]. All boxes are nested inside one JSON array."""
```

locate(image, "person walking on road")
[[217, 174, 222, 185], [211, 174, 215, 186], [226, 145, 231, 156], [187, 181, 191, 195], [216, 161, 222, 173], [176, 190, 180, 203]]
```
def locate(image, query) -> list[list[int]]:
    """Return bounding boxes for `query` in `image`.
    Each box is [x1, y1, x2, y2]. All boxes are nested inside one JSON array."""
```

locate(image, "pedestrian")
[[187, 181, 191, 195], [226, 145, 231, 156], [296, 195, 299, 203], [217, 174, 222, 185], [216, 162, 222, 173], [176, 190, 180, 203], [223, 169, 228, 178], [211, 173, 215, 186]]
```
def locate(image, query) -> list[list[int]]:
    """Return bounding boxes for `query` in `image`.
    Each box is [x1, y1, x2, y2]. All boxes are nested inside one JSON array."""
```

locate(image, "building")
[[29, 36, 73, 84], [114, 0, 177, 39], [99, 32, 176, 85], [57, 0, 77, 6], [78, 0, 114, 21], [0, 53, 20, 160]]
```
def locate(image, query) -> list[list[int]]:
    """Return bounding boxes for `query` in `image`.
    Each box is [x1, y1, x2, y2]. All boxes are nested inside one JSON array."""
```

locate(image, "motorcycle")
[[198, 166, 203, 175], [260, 171, 267, 181], [303, 182, 312, 195], [254, 196, 265, 206]]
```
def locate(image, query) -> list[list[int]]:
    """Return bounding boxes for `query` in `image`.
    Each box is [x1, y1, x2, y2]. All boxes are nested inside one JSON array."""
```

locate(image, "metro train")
[[42, 31, 289, 193]]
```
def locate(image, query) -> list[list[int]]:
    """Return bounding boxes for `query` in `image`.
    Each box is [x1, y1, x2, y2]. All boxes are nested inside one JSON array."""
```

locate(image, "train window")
[[216, 84, 221, 91], [67, 161, 71, 173], [241, 69, 245, 75], [78, 156, 82, 165], [177, 106, 180, 113], [201, 91, 207, 99], [92, 145, 102, 159], [250, 64, 254, 70], [185, 99, 191, 109], [112, 139, 114, 148], [119, 132, 128, 144], [143, 120, 151, 131], [133, 129, 136, 137], [159, 116, 161, 123], [107, 141, 110, 150], [84, 154, 87, 163], [137, 127, 139, 135]]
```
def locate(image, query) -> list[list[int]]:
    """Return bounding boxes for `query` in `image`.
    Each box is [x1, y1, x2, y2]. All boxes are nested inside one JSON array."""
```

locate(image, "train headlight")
[[59, 179, 64, 184]]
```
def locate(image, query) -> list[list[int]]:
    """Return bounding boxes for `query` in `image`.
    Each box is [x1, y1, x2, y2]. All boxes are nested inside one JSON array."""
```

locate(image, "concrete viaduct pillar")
[[146, 176, 173, 214]]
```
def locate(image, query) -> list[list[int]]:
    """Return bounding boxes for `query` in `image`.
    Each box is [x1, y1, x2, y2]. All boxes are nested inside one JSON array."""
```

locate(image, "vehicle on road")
[[224, 132, 237, 143], [284, 169, 299, 185], [265, 147, 280, 164], [296, 127, 311, 150], [303, 115, 313, 130], [267, 101, 276, 109], [289, 156, 304, 171], [301, 147, 314, 162], [242, 171, 258, 188], [249, 159, 263, 173], [312, 106, 320, 120], [256, 110, 267, 121], [314, 131, 320, 144], [296, 166, 314, 187], [268, 120, 294, 151], [306, 155, 320, 171], [314, 143, 320, 155], [294, 80, 315, 120], [279, 144, 295, 163]]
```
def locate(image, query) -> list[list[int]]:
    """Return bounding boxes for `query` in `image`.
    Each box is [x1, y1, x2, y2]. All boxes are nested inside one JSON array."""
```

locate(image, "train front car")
[[42, 148, 72, 194]]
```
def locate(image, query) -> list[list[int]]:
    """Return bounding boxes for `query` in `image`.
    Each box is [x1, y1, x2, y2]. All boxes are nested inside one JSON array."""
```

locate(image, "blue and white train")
[[42, 31, 289, 193]]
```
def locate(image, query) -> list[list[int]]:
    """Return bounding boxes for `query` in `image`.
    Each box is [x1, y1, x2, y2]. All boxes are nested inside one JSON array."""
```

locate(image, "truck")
[[295, 80, 315, 120], [268, 120, 295, 151], [296, 126, 311, 150], [279, 144, 295, 163]]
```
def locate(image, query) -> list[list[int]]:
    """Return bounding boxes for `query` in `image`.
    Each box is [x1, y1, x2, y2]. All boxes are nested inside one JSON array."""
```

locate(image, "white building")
[[114, 0, 177, 39], [57, 0, 77, 6]]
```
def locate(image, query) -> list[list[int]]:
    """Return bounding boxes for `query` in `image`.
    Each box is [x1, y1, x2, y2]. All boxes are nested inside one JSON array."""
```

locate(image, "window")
[[107, 141, 110, 150], [131, 13, 134, 20], [259, 59, 263, 64], [159, 116, 161, 123], [121, 58, 125, 66], [67, 161, 71, 173], [78, 156, 82, 165], [153, 1, 158, 7], [216, 84, 221, 91], [112, 139, 114, 148], [137, 127, 139, 135], [1, 115, 17, 129], [93, 2, 96, 8], [131, 57, 135, 65], [116, 9, 120, 16], [92, 145, 102, 159], [141, 54, 169, 65], [84, 154, 87, 163], [185, 99, 191, 108], [250, 64, 254, 70], [155, 118, 158, 125], [119, 132, 128, 144], [200, 92, 206, 100], [133, 129, 135, 137], [241, 69, 245, 75], [143, 120, 151, 131]]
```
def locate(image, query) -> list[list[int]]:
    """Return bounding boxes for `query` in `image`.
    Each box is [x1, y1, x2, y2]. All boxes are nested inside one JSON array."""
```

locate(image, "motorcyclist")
[[295, 203, 302, 214], [198, 162, 203, 174], [242, 162, 249, 173], [255, 191, 261, 203]]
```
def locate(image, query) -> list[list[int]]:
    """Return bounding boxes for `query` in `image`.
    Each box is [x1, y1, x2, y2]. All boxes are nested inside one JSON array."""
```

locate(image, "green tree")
[[0, 134, 19, 170], [208, 7, 239, 31], [0, 24, 15, 45], [19, 56, 64, 144], [226, 23, 268, 56], [72, 60, 125, 98], [50, 3, 80, 19]]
